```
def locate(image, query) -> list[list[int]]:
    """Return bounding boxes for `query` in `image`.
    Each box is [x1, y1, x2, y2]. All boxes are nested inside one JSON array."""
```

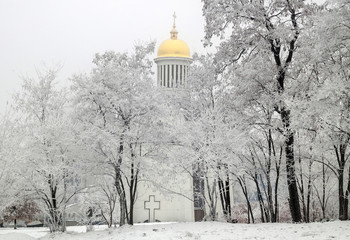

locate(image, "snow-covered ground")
[[0, 221, 349, 240]]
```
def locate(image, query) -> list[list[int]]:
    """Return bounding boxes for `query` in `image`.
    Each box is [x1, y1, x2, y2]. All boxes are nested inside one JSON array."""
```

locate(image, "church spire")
[[170, 12, 178, 40]]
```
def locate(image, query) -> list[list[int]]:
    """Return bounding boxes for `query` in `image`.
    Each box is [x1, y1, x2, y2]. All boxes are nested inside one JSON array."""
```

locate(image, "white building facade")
[[132, 16, 196, 223]]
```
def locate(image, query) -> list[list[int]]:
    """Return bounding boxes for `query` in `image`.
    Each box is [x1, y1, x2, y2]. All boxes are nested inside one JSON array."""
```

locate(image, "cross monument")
[[144, 195, 160, 222]]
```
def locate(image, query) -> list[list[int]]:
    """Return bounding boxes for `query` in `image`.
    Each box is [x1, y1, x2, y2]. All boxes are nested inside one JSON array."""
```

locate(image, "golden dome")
[[157, 39, 190, 58], [157, 13, 191, 58]]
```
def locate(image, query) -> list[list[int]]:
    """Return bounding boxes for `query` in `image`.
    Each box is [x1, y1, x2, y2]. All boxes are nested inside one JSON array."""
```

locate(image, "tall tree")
[[291, 0, 350, 220], [72, 42, 160, 225], [201, 0, 316, 222], [15, 68, 84, 232]]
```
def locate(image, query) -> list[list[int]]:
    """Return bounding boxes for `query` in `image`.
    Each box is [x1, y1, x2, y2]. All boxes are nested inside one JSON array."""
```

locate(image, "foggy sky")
[[0, 0, 205, 113], [0, 0, 326, 114]]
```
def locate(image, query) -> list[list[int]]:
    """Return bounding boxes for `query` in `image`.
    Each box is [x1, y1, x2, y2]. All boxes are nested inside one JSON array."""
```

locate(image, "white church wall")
[[133, 173, 194, 223]]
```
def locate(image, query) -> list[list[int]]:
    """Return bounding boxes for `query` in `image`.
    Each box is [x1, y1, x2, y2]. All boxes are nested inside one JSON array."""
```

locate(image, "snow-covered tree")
[[0, 111, 23, 214], [201, 0, 319, 222], [14, 67, 85, 232], [71, 42, 161, 226], [291, 0, 350, 220], [164, 54, 238, 221], [76, 175, 118, 229]]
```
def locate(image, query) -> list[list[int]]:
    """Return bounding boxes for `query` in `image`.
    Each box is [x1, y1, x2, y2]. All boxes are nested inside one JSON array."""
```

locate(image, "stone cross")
[[144, 195, 160, 222]]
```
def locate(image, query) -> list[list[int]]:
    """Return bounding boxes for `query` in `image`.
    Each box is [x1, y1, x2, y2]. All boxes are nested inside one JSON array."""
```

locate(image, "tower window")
[[180, 65, 183, 85], [167, 65, 170, 87], [163, 65, 165, 86], [172, 65, 174, 87], [161, 65, 164, 86], [176, 65, 178, 87], [159, 66, 161, 86], [183, 66, 187, 85]]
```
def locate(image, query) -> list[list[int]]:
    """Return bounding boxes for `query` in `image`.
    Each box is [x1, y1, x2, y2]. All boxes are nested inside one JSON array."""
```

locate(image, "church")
[[132, 14, 206, 223]]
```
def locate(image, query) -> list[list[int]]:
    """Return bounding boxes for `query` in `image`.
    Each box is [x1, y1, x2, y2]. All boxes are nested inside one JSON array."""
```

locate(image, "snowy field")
[[0, 221, 350, 240]]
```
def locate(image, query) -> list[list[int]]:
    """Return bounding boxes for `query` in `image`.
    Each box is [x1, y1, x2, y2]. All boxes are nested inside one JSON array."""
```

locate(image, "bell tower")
[[154, 13, 193, 89]]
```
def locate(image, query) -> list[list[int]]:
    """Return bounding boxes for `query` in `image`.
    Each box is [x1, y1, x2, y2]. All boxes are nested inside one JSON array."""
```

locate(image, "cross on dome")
[[173, 12, 176, 28], [170, 12, 178, 40], [156, 12, 191, 58]]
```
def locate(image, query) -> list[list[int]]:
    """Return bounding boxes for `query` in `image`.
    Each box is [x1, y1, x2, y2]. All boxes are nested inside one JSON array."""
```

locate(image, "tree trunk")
[[253, 174, 267, 223], [335, 143, 348, 220], [119, 192, 126, 226], [345, 165, 350, 220], [266, 172, 274, 222], [48, 175, 61, 232], [237, 176, 254, 223], [306, 160, 313, 223], [193, 162, 206, 221], [321, 157, 327, 219], [205, 176, 217, 221], [115, 132, 126, 226], [114, 164, 126, 226], [314, 155, 329, 220], [224, 176, 231, 220], [128, 143, 139, 225], [61, 170, 67, 232], [110, 210, 113, 227], [282, 109, 302, 222], [297, 145, 306, 222], [129, 147, 135, 225], [338, 168, 346, 220], [273, 146, 282, 222], [218, 171, 231, 221], [266, 129, 275, 222]]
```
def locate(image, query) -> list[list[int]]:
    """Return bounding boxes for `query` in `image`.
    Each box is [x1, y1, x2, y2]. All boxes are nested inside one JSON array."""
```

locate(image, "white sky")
[[0, 0, 326, 114], [0, 0, 205, 113]]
